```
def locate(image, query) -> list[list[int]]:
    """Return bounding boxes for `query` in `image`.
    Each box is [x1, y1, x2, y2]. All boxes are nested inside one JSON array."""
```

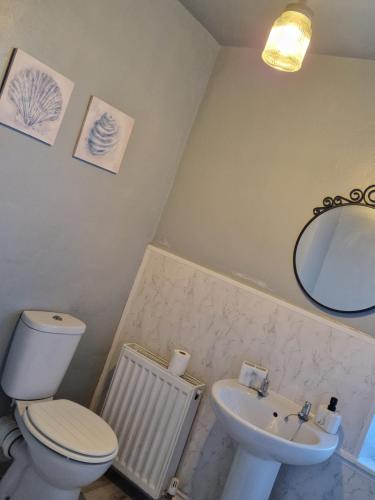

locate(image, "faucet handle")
[[298, 401, 312, 421], [303, 401, 312, 411], [285, 401, 312, 423], [257, 375, 270, 397]]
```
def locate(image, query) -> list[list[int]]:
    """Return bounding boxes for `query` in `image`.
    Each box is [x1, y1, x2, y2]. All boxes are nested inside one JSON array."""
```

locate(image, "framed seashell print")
[[73, 96, 134, 174], [0, 48, 74, 145]]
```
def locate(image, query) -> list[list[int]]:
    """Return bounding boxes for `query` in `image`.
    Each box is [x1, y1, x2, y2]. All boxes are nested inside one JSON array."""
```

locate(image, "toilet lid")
[[23, 399, 118, 464]]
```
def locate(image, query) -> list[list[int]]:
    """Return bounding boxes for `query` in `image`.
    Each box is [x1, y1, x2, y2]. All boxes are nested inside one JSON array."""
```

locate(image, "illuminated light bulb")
[[262, 3, 313, 72]]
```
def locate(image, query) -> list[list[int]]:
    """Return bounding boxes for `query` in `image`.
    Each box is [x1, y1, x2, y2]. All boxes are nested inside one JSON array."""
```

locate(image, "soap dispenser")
[[315, 397, 342, 434]]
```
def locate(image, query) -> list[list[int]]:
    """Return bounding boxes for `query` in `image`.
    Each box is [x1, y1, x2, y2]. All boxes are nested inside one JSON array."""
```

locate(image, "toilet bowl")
[[0, 311, 118, 500], [1, 401, 116, 500]]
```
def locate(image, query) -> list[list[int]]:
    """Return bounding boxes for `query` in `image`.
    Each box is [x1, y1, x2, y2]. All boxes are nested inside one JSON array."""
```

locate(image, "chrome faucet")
[[284, 401, 312, 422], [257, 375, 270, 397], [298, 401, 312, 421]]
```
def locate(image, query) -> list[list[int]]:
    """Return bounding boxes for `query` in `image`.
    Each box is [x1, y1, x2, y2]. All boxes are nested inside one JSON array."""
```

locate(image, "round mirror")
[[294, 192, 375, 313]]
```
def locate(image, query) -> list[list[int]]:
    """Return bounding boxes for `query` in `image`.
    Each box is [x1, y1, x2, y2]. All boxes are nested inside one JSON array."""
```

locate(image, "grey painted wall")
[[156, 47, 375, 337], [0, 0, 218, 412]]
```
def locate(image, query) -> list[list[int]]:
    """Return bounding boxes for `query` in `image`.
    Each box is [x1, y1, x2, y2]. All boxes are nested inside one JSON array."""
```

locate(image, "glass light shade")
[[262, 7, 312, 72]]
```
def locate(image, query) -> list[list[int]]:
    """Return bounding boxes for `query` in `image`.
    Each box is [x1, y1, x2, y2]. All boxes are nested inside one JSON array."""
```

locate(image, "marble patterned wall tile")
[[117, 246, 375, 499], [270, 455, 375, 500]]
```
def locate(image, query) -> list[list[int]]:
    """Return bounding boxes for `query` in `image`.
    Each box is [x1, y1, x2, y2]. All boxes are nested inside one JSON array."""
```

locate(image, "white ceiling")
[[179, 0, 375, 60]]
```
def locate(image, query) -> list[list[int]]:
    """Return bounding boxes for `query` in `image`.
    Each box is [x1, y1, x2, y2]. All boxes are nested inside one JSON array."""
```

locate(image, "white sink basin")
[[211, 379, 338, 500]]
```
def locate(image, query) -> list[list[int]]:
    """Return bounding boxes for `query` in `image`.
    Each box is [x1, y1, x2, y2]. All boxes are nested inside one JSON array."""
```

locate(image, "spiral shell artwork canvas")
[[0, 49, 74, 145], [74, 96, 134, 174], [88, 112, 119, 156]]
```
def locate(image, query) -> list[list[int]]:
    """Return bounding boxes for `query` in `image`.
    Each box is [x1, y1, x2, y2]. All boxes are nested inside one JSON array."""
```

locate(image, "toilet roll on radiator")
[[168, 349, 191, 377]]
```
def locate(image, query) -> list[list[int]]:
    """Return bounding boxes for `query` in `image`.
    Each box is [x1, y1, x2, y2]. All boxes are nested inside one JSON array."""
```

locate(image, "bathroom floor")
[[81, 469, 150, 500], [81, 475, 131, 499]]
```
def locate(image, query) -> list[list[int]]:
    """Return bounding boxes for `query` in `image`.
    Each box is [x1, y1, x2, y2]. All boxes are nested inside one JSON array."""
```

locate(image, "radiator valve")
[[166, 477, 179, 498]]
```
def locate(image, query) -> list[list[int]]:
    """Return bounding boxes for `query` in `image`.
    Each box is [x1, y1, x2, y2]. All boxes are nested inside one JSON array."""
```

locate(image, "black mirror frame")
[[293, 185, 375, 314]]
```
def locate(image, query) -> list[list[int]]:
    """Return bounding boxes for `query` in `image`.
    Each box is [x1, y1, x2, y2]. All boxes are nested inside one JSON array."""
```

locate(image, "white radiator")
[[101, 343, 205, 499]]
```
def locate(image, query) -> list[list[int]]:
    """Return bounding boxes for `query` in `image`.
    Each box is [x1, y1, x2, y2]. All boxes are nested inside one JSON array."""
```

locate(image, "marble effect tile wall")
[[113, 246, 375, 499], [271, 454, 375, 500]]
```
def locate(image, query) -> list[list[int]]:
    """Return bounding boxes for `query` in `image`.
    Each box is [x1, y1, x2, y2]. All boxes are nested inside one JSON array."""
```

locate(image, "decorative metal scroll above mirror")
[[294, 185, 375, 313]]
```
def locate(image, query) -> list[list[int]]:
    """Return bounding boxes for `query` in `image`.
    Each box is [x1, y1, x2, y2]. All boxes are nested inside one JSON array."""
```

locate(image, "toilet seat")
[[22, 399, 118, 464]]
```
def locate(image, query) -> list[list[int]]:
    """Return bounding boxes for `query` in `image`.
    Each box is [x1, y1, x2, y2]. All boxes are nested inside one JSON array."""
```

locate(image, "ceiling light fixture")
[[262, 2, 313, 72]]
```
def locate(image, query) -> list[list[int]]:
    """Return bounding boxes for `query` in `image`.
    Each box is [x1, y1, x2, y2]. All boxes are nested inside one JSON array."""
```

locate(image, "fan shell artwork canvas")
[[0, 49, 74, 145], [74, 96, 134, 174]]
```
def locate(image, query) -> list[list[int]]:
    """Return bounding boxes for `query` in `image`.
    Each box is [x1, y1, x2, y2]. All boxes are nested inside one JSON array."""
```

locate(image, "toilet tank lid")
[[21, 311, 86, 335]]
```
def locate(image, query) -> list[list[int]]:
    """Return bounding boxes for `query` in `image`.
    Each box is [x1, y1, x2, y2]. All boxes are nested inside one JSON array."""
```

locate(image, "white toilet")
[[0, 310, 118, 500]]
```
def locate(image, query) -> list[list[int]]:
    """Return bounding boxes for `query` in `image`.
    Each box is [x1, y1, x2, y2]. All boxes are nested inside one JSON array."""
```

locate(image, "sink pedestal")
[[221, 448, 281, 500]]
